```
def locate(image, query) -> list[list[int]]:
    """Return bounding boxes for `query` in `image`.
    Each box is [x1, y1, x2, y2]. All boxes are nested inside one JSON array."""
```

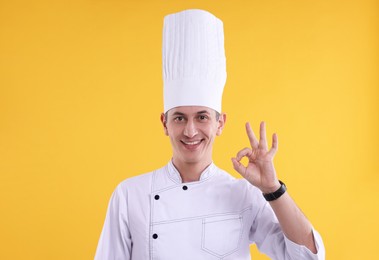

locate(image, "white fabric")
[[162, 9, 227, 113], [95, 161, 325, 260]]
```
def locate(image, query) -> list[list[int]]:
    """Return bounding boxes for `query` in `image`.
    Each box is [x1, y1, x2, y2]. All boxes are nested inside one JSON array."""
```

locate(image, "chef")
[[95, 9, 325, 260]]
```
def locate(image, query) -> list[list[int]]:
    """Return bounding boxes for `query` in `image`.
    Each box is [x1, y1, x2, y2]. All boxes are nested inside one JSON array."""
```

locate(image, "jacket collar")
[[167, 159, 216, 184]]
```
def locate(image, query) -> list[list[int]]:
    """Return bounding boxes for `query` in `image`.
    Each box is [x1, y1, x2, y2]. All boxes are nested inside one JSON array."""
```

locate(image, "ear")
[[216, 113, 227, 136], [160, 113, 169, 136]]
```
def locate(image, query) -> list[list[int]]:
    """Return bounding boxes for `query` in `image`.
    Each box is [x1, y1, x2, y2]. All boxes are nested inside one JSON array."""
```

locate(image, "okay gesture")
[[231, 122, 281, 194]]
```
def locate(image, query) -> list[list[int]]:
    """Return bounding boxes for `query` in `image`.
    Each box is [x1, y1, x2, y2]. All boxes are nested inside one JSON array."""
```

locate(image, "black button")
[[182, 185, 188, 190], [154, 195, 160, 200], [152, 233, 158, 239]]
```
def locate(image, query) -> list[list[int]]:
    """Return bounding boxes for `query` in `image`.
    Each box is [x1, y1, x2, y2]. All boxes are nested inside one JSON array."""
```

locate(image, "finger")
[[245, 122, 259, 149], [231, 158, 247, 177], [236, 147, 252, 161], [268, 133, 278, 157], [259, 121, 268, 150]]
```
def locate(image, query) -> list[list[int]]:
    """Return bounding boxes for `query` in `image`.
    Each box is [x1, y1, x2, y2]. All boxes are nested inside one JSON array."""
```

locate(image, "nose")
[[183, 120, 198, 138]]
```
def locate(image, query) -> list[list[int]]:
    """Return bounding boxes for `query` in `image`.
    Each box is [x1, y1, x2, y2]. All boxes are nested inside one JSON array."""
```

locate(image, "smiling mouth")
[[181, 139, 204, 150]]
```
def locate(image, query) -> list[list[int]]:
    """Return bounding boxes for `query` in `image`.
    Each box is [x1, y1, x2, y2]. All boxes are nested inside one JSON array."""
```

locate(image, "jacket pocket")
[[201, 214, 242, 257]]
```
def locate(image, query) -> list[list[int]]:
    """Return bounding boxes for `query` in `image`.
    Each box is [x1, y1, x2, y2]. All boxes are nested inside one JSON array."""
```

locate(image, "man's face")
[[161, 106, 226, 165]]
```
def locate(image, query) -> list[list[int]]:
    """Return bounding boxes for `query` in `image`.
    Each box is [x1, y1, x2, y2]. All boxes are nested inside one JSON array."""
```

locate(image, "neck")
[[172, 158, 212, 183]]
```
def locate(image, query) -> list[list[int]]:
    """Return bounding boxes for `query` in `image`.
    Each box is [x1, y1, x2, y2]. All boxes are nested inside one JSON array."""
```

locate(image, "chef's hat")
[[162, 9, 227, 113]]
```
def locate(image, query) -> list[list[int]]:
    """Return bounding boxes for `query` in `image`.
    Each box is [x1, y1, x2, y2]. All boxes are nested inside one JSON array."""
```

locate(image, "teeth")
[[183, 140, 201, 145]]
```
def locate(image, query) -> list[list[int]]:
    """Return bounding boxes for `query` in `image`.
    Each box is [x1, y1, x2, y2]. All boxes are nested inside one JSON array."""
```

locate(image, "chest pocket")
[[201, 214, 243, 258]]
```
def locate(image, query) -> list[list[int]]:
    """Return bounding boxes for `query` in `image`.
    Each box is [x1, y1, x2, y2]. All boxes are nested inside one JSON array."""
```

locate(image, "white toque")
[[162, 9, 227, 113]]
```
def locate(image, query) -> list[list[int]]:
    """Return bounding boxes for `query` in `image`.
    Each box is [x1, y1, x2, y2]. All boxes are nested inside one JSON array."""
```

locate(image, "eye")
[[174, 116, 184, 122], [198, 115, 208, 121]]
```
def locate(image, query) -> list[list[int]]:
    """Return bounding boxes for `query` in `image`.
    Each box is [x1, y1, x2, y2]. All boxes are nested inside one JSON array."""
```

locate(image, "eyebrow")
[[196, 110, 210, 115], [171, 111, 185, 116], [171, 110, 211, 116]]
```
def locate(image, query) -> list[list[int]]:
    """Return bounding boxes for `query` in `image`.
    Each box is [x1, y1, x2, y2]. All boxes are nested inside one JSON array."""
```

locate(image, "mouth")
[[180, 139, 204, 150]]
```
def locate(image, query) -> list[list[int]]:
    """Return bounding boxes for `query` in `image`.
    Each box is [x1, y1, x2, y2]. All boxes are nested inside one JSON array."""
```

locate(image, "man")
[[95, 9, 325, 259]]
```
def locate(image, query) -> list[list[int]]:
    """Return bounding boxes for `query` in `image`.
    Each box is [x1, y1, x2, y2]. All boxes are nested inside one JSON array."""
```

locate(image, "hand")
[[231, 121, 280, 193]]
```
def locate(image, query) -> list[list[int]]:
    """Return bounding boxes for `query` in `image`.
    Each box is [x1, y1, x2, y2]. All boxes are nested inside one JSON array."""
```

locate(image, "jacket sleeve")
[[95, 184, 132, 260], [249, 189, 325, 260]]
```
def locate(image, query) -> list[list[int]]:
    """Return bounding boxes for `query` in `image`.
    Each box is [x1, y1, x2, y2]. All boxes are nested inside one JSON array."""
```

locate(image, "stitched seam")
[[152, 206, 252, 225], [166, 162, 217, 185], [153, 174, 221, 194], [201, 214, 243, 258], [204, 216, 241, 224], [166, 164, 181, 184]]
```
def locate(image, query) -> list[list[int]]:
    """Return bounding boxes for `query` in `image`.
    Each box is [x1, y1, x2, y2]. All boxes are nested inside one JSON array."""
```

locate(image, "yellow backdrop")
[[1, 0, 378, 259]]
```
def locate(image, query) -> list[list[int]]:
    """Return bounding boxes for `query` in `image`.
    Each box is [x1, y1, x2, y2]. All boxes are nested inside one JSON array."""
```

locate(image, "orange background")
[[1, 0, 378, 259]]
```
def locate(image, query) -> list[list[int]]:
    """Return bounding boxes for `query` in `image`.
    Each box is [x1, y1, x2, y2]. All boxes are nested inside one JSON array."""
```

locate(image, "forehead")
[[167, 106, 214, 116]]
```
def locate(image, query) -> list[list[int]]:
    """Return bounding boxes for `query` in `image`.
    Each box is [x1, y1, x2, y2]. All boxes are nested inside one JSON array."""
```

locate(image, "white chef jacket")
[[95, 161, 325, 260]]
